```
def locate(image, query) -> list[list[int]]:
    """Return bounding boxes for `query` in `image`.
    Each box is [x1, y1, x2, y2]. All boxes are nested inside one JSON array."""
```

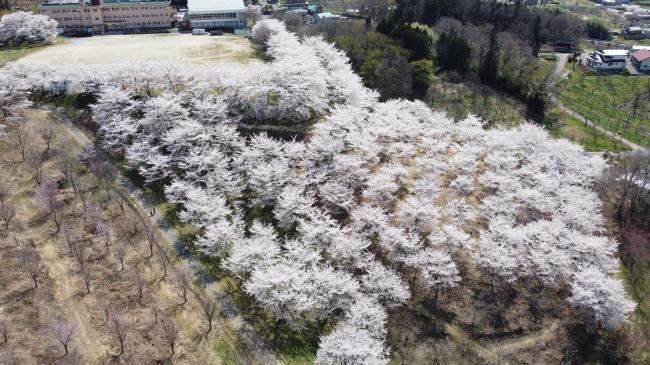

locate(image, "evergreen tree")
[[434, 30, 471, 74], [479, 27, 500, 86], [532, 15, 542, 57]]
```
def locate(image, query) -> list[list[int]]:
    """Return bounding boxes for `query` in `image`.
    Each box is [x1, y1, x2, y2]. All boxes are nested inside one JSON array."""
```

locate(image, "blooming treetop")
[[0, 20, 635, 364]]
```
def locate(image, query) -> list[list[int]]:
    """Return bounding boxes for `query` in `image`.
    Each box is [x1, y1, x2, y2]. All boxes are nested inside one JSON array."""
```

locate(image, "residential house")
[[631, 49, 650, 72], [623, 26, 645, 40], [585, 49, 628, 71]]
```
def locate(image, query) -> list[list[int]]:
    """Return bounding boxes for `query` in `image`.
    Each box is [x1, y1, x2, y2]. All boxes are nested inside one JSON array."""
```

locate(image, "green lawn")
[[0, 47, 38, 67], [558, 71, 650, 148], [546, 108, 631, 152], [0, 37, 67, 67]]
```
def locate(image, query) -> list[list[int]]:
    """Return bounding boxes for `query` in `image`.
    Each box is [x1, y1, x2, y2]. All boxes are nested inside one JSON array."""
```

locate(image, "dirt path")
[[40, 242, 109, 362], [547, 53, 648, 153], [444, 320, 560, 365], [48, 107, 280, 364], [444, 323, 510, 365], [485, 320, 560, 356]]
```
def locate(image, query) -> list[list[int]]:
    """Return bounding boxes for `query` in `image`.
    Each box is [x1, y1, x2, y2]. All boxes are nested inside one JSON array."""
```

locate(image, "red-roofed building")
[[631, 50, 650, 72]]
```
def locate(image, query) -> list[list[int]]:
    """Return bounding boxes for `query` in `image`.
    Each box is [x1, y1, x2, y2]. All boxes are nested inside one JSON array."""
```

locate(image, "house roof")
[[599, 49, 628, 57], [187, 0, 245, 12], [632, 49, 650, 62]]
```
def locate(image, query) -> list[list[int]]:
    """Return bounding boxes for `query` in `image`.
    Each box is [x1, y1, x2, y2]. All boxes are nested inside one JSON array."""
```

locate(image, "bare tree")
[[132, 267, 145, 304], [56, 150, 80, 196], [196, 290, 218, 336], [26, 153, 44, 185], [114, 243, 126, 273], [10, 116, 28, 162], [38, 123, 57, 157], [114, 195, 125, 215], [89, 160, 118, 201], [0, 184, 8, 208], [142, 220, 156, 260], [151, 297, 160, 325], [34, 179, 64, 234], [0, 203, 16, 230], [107, 310, 128, 358], [0, 320, 7, 343], [43, 319, 77, 357], [96, 220, 111, 254], [80, 265, 91, 295], [62, 221, 77, 255], [173, 264, 192, 307], [156, 242, 169, 281], [77, 181, 89, 212], [160, 316, 179, 358], [71, 241, 86, 271], [19, 248, 46, 289], [100, 303, 112, 325], [603, 152, 650, 227]]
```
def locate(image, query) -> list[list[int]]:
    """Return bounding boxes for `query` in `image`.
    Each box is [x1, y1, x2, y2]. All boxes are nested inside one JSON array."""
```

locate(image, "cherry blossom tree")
[[0, 12, 58, 44]]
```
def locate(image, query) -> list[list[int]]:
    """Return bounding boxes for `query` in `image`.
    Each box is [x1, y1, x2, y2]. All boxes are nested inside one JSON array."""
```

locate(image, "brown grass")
[[0, 108, 224, 364]]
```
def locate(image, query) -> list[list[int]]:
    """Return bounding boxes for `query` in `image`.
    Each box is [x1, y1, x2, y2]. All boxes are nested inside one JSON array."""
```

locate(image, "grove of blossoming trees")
[[0, 20, 635, 364], [0, 12, 59, 44]]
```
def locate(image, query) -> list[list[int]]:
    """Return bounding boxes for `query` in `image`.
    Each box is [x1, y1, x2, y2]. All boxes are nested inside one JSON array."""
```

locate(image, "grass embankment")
[[558, 71, 650, 148], [546, 108, 631, 152], [0, 37, 66, 67]]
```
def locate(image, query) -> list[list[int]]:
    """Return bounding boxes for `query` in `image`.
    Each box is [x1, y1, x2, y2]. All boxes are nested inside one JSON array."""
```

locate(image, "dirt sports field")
[[17, 33, 261, 65]]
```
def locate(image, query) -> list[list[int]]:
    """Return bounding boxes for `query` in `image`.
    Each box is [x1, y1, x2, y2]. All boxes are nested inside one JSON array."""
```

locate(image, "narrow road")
[[546, 53, 648, 154], [48, 107, 280, 364]]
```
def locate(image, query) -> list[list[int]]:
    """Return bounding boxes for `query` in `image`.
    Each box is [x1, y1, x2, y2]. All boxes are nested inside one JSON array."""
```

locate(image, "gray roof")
[[187, 0, 245, 12]]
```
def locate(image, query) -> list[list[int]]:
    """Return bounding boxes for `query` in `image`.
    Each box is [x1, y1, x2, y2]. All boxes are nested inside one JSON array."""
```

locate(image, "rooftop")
[[187, 0, 245, 12], [599, 49, 628, 57], [103, 0, 170, 3], [41, 0, 168, 4], [41, 0, 90, 6], [632, 49, 650, 62]]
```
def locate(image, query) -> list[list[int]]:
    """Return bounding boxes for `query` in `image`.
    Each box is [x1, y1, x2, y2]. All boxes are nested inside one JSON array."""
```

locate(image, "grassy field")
[[546, 108, 631, 152], [558, 71, 650, 148]]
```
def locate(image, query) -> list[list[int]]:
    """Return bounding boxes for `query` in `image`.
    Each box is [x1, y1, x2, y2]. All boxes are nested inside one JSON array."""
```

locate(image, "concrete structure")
[[585, 49, 628, 71], [39, 0, 175, 33], [631, 50, 650, 72], [186, 0, 246, 31]]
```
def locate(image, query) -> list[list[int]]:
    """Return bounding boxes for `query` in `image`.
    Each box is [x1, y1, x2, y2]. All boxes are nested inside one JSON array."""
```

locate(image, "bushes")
[[585, 18, 611, 41], [0, 12, 58, 44]]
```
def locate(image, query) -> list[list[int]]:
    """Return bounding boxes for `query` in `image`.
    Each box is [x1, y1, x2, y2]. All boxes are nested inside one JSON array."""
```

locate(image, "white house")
[[585, 49, 628, 71]]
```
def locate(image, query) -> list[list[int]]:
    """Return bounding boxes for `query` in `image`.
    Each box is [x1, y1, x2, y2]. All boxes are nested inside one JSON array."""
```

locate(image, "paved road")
[[48, 107, 280, 365], [547, 53, 648, 154]]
